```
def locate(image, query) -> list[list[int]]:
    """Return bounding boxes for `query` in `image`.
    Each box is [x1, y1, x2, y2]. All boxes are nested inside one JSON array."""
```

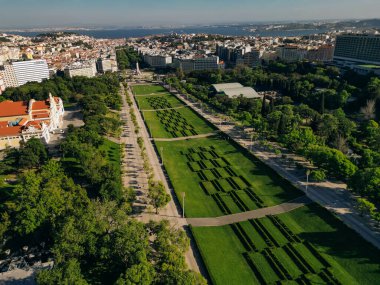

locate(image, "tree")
[[356, 198, 376, 216], [348, 167, 380, 200], [148, 181, 171, 214], [115, 262, 155, 285], [281, 127, 317, 151], [306, 145, 357, 179], [36, 258, 88, 285], [18, 138, 48, 169]]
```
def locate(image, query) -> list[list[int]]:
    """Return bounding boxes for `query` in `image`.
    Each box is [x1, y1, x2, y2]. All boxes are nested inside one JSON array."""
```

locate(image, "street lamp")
[[182, 192, 186, 218], [160, 147, 164, 166], [306, 169, 311, 195]]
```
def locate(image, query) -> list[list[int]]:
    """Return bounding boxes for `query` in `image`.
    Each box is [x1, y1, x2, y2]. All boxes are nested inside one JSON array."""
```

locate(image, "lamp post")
[[160, 147, 164, 166], [182, 192, 186, 218], [306, 169, 311, 195]]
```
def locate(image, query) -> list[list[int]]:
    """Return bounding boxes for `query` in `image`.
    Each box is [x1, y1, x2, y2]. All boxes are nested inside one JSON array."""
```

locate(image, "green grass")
[[278, 203, 380, 285], [142, 107, 215, 138], [191, 226, 259, 285], [192, 205, 380, 285], [155, 137, 302, 217], [99, 139, 121, 173], [0, 174, 17, 210], [135, 94, 184, 110], [132, 84, 167, 95]]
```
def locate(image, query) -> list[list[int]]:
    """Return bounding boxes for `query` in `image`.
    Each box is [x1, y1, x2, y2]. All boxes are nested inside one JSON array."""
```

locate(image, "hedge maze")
[[146, 96, 198, 137], [232, 216, 342, 285], [182, 146, 264, 214]]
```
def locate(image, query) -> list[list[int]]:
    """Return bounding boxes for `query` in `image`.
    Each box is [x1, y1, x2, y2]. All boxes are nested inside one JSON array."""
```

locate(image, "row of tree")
[[165, 61, 380, 214], [0, 75, 204, 284]]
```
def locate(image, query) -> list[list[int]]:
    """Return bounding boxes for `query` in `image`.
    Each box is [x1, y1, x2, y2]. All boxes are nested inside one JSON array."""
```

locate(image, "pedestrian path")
[[153, 132, 218, 142], [187, 196, 311, 227]]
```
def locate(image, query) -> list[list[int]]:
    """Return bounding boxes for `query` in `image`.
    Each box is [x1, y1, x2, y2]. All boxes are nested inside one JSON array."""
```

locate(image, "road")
[[169, 86, 380, 250]]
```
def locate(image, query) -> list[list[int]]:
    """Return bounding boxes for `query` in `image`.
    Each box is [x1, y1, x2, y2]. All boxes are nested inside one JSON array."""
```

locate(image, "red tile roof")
[[0, 101, 28, 118], [32, 100, 50, 110], [0, 126, 22, 137]]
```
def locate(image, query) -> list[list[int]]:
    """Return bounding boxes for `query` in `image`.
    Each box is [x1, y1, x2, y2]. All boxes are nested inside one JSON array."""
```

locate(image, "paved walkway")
[[154, 132, 217, 142], [126, 83, 203, 274], [187, 196, 311, 227], [168, 86, 380, 250], [140, 105, 186, 112]]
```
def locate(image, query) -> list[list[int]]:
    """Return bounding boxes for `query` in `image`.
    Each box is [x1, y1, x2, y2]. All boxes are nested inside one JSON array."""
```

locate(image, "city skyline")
[[0, 0, 380, 28]]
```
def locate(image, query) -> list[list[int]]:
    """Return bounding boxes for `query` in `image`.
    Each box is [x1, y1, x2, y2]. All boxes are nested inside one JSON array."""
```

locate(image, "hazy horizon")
[[0, 0, 380, 29]]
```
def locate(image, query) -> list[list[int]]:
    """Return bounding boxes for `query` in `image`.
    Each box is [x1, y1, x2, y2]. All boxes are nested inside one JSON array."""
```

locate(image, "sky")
[[0, 0, 379, 28]]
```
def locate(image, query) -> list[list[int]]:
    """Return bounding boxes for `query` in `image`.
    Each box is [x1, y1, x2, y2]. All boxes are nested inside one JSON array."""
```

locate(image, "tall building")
[[277, 46, 307, 62], [306, 45, 334, 62], [0, 59, 49, 89], [96, 58, 118, 73], [12, 60, 49, 86], [216, 44, 252, 66], [174, 55, 220, 73], [143, 54, 172, 68], [334, 34, 380, 65], [236, 50, 261, 67]]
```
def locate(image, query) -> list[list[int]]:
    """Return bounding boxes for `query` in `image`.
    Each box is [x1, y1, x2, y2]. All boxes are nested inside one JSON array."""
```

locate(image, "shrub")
[[310, 170, 326, 182]]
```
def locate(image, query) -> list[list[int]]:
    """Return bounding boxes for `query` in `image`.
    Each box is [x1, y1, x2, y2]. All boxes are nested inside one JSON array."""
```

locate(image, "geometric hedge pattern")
[[236, 216, 342, 284], [182, 146, 264, 215], [147, 97, 198, 138], [183, 146, 342, 284]]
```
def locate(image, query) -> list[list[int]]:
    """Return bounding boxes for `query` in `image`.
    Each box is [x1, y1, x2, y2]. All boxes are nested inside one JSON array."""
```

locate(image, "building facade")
[[334, 34, 380, 65], [174, 55, 220, 73], [64, 60, 97, 78], [0, 59, 49, 89], [143, 54, 172, 68], [0, 94, 64, 149]]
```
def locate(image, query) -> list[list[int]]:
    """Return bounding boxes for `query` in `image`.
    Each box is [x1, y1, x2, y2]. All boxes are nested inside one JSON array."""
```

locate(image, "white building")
[[174, 55, 220, 73], [64, 60, 97, 78], [0, 94, 64, 149], [0, 59, 49, 89], [12, 60, 49, 86], [277, 46, 307, 62], [143, 54, 172, 68]]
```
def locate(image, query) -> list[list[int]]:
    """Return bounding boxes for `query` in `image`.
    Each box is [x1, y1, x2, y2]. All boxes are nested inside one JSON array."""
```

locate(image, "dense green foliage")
[[0, 76, 203, 284], [116, 47, 142, 70], [165, 62, 380, 213]]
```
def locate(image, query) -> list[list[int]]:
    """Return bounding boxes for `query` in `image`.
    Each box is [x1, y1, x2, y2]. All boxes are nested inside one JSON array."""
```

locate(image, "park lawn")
[[155, 137, 302, 217], [99, 139, 121, 172], [142, 107, 215, 139], [175, 107, 216, 134], [132, 85, 167, 95], [192, 205, 380, 285], [0, 174, 17, 210], [191, 225, 258, 285], [142, 111, 175, 138], [135, 94, 184, 110], [277, 203, 380, 285]]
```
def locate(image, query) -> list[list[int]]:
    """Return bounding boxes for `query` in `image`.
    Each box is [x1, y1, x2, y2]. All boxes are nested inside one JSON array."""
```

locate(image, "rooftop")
[[0, 101, 28, 117], [212, 83, 262, 99]]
